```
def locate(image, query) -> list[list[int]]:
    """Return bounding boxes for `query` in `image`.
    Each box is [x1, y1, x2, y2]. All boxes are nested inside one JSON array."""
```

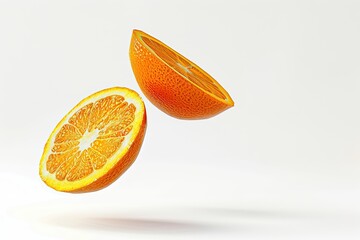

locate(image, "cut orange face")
[[129, 29, 234, 120], [39, 87, 146, 193]]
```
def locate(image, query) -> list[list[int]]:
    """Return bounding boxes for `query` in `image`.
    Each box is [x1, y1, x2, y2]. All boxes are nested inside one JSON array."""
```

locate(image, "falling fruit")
[[129, 29, 234, 120], [39, 87, 147, 193]]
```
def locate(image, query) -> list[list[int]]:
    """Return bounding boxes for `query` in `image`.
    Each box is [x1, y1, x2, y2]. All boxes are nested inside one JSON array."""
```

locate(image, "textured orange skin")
[[129, 30, 233, 120], [68, 113, 147, 193]]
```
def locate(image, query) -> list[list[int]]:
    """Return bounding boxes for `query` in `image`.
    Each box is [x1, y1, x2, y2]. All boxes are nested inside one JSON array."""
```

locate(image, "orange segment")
[[55, 151, 81, 181], [46, 148, 79, 174], [87, 148, 107, 170], [129, 29, 234, 119], [88, 95, 125, 132], [66, 149, 94, 182], [51, 140, 79, 153], [68, 103, 93, 134], [54, 124, 82, 143], [91, 138, 125, 159], [39, 87, 147, 193]]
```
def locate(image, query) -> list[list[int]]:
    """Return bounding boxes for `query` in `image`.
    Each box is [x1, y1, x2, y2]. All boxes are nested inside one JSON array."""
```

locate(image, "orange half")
[[39, 87, 147, 193], [129, 29, 234, 120]]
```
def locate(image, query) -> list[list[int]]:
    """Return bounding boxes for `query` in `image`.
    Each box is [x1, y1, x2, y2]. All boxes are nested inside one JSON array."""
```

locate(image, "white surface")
[[0, 0, 359, 239]]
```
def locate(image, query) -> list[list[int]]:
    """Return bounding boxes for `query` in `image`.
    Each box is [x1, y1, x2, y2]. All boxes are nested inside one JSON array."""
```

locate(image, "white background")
[[0, 0, 359, 239]]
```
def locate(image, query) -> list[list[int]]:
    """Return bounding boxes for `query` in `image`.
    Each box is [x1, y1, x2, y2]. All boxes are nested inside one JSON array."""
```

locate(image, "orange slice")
[[39, 87, 147, 193], [129, 29, 234, 120]]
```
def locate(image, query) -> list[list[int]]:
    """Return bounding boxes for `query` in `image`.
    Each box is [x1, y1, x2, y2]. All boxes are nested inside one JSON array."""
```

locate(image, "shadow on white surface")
[[196, 207, 309, 219], [8, 199, 360, 239], [43, 215, 218, 234]]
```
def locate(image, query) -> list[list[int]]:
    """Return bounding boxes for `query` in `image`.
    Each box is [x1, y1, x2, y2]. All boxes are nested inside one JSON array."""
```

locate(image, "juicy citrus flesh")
[[129, 29, 234, 119], [39, 87, 146, 193]]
